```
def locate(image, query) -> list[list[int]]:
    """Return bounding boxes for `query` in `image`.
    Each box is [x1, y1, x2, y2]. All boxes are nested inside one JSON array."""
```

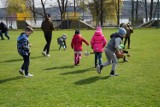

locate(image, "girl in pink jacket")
[[90, 27, 107, 67], [71, 30, 89, 65]]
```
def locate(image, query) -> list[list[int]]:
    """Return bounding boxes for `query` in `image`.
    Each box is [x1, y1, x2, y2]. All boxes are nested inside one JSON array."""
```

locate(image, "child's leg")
[[4, 31, 9, 40], [74, 53, 78, 65], [22, 55, 30, 75], [97, 52, 102, 65], [59, 45, 62, 50], [94, 52, 98, 67], [77, 53, 82, 64]]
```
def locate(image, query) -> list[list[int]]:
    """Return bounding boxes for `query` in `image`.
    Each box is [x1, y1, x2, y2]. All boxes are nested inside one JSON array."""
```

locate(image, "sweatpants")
[[103, 48, 118, 72]]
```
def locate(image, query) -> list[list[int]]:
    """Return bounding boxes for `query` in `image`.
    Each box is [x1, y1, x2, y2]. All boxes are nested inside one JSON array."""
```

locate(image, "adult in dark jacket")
[[41, 14, 54, 57], [0, 21, 10, 40], [120, 23, 133, 49]]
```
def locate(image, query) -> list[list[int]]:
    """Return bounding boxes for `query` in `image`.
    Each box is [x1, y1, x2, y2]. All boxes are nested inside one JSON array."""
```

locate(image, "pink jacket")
[[90, 31, 107, 52], [71, 34, 89, 51]]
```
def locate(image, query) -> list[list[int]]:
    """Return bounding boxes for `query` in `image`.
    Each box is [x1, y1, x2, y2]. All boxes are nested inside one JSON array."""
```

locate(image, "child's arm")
[[82, 38, 89, 46]]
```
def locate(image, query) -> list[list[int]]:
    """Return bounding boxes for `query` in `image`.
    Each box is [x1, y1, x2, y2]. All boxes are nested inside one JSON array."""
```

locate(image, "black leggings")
[[43, 32, 52, 54], [124, 36, 130, 48]]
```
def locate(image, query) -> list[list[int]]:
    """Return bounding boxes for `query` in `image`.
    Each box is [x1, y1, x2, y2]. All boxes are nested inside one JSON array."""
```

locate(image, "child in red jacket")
[[71, 30, 89, 65], [90, 26, 107, 67]]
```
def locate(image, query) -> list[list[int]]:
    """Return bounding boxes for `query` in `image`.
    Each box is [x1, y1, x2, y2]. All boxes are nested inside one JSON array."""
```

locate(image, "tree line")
[[3, 0, 160, 26]]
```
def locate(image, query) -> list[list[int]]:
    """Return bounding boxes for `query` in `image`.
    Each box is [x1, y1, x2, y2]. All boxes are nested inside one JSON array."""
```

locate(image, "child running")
[[71, 30, 89, 65], [17, 26, 33, 77], [97, 27, 126, 76], [90, 26, 107, 67]]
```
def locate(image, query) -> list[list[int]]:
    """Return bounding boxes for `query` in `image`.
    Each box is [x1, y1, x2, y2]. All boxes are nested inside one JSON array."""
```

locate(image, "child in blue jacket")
[[17, 26, 33, 77]]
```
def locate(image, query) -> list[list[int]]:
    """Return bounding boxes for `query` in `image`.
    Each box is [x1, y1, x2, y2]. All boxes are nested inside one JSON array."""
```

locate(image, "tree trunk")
[[32, 0, 36, 23], [41, 0, 46, 17], [117, 0, 120, 26], [145, 0, 148, 22], [131, 0, 134, 26], [135, 0, 138, 25], [150, 0, 153, 21]]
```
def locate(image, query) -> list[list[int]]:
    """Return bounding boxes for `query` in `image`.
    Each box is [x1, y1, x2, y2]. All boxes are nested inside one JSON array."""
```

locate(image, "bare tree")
[[57, 0, 68, 20], [150, 0, 154, 21], [131, 0, 135, 26], [135, 0, 139, 24], [145, 0, 148, 22]]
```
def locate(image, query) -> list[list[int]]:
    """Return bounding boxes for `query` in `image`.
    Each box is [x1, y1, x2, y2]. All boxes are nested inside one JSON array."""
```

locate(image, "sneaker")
[[19, 69, 24, 75], [25, 73, 33, 78], [110, 74, 119, 77], [123, 59, 128, 62], [42, 51, 46, 56], [97, 65, 103, 74], [46, 54, 50, 57]]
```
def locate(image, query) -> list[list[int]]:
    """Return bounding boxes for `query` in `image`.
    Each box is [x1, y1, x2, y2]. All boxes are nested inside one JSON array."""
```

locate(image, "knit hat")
[[118, 27, 126, 37], [75, 30, 80, 34]]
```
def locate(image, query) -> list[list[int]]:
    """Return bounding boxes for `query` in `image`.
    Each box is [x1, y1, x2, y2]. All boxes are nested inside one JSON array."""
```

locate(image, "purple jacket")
[[90, 31, 107, 52]]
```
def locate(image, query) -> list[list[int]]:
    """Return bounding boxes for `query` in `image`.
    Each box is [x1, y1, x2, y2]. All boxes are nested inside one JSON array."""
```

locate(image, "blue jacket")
[[17, 33, 30, 56]]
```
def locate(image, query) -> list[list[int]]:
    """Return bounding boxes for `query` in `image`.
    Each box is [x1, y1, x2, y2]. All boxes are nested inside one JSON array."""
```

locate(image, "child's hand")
[[29, 43, 32, 47]]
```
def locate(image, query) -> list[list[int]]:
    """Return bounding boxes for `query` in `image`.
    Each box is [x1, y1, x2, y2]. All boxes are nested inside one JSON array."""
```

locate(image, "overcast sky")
[[0, 0, 154, 8]]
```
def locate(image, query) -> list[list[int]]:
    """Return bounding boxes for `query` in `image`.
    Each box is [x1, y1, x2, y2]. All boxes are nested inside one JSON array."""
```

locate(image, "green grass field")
[[0, 28, 160, 107]]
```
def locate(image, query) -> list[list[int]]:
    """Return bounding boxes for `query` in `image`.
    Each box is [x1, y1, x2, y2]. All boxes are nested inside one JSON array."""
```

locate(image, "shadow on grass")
[[44, 65, 75, 71], [74, 76, 110, 85], [0, 56, 44, 63], [0, 76, 24, 84], [61, 67, 94, 75], [50, 49, 59, 52]]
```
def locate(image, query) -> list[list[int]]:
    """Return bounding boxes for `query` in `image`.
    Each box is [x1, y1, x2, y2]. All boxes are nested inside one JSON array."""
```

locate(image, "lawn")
[[0, 28, 160, 107]]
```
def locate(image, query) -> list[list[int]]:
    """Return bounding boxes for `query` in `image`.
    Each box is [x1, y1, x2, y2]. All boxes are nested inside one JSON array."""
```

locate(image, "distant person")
[[97, 27, 126, 76], [90, 26, 107, 67], [0, 21, 10, 40], [57, 34, 67, 50], [120, 22, 133, 49], [17, 26, 33, 77], [71, 30, 89, 65], [41, 14, 54, 57]]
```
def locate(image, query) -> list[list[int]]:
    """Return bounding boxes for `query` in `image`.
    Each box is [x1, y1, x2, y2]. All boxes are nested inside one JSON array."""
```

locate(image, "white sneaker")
[[42, 51, 46, 56], [19, 69, 24, 75], [25, 73, 33, 78], [46, 54, 50, 57], [110, 74, 119, 77]]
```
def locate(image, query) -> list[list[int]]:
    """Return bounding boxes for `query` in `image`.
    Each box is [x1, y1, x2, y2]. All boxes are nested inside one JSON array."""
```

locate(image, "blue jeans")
[[95, 52, 102, 66], [21, 54, 30, 75]]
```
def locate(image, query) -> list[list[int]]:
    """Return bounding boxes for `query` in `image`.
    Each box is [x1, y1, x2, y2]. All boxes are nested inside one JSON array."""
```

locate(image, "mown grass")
[[0, 28, 160, 107]]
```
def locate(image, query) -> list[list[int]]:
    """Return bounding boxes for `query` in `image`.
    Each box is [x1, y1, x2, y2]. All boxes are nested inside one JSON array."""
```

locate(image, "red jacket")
[[90, 31, 107, 52], [71, 34, 89, 51]]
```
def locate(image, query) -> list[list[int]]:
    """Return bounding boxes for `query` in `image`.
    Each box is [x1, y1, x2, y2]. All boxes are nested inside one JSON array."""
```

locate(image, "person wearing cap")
[[17, 26, 34, 77], [41, 14, 54, 57], [71, 30, 89, 65], [97, 27, 127, 76]]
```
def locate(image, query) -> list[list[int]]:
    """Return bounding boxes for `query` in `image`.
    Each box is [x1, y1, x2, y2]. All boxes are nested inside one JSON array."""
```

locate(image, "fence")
[[0, 15, 159, 29]]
